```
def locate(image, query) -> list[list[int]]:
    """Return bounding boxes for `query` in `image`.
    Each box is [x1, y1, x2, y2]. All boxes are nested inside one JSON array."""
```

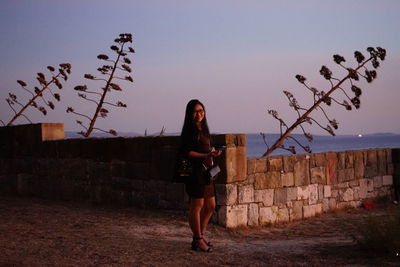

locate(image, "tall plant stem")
[[6, 73, 62, 126], [262, 57, 372, 157], [84, 44, 125, 137]]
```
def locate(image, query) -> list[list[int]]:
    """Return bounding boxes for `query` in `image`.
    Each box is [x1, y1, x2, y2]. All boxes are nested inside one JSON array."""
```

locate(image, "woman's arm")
[[188, 151, 210, 159], [188, 148, 222, 159]]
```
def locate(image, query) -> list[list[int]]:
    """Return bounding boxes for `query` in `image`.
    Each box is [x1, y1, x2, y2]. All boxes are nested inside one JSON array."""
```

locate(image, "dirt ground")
[[0, 196, 399, 267]]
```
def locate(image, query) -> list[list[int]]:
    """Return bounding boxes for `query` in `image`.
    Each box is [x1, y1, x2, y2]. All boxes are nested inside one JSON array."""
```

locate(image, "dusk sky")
[[0, 0, 399, 136]]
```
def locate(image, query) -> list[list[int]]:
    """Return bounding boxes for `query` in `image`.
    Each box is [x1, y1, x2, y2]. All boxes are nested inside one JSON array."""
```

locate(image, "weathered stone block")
[[349, 180, 359, 187], [276, 207, 289, 223], [322, 198, 330, 212], [281, 172, 294, 187], [254, 189, 274, 206], [303, 205, 317, 218], [367, 178, 374, 192], [365, 150, 378, 178], [366, 150, 377, 165], [309, 184, 318, 205], [377, 150, 387, 176], [359, 178, 374, 199], [221, 146, 247, 183], [323, 185, 331, 198], [311, 153, 326, 167], [326, 153, 337, 185], [238, 185, 254, 204], [259, 206, 277, 225], [335, 182, 349, 189], [353, 151, 364, 179], [248, 203, 259, 226], [247, 174, 255, 184], [310, 167, 326, 184], [274, 188, 287, 205], [331, 189, 339, 198], [386, 149, 393, 164], [215, 184, 237, 206], [359, 179, 368, 199], [339, 188, 354, 202], [247, 158, 256, 175], [350, 201, 361, 208], [283, 155, 296, 172], [255, 158, 267, 173], [382, 175, 393, 185], [338, 168, 355, 182], [353, 187, 360, 200], [329, 198, 337, 209], [268, 157, 282, 172], [255, 171, 281, 189], [41, 123, 65, 141], [337, 201, 352, 210], [218, 205, 248, 228], [254, 173, 265, 189], [287, 187, 298, 201], [318, 184, 324, 200], [297, 185, 309, 200], [345, 151, 354, 169], [373, 176, 383, 188], [290, 201, 303, 220], [366, 191, 378, 199], [365, 166, 378, 179], [337, 152, 346, 169], [294, 157, 310, 186], [387, 164, 394, 175]]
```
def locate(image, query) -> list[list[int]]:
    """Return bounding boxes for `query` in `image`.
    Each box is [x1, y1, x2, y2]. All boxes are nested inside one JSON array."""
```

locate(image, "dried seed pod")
[[295, 74, 306, 83], [17, 80, 27, 87], [333, 54, 346, 64], [97, 54, 109, 60]]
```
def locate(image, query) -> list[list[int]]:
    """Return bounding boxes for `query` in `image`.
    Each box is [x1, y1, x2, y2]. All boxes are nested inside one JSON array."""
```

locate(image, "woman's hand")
[[209, 147, 222, 157]]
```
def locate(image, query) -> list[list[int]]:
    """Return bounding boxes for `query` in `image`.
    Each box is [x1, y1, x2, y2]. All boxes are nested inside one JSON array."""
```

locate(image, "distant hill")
[[65, 131, 181, 138], [65, 131, 141, 139]]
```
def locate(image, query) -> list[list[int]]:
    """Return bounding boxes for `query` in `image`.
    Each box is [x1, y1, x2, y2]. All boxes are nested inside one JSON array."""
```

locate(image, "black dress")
[[182, 131, 215, 199]]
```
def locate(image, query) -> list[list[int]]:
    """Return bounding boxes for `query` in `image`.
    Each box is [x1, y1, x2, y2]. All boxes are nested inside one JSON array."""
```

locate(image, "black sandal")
[[201, 233, 213, 247], [191, 236, 212, 252]]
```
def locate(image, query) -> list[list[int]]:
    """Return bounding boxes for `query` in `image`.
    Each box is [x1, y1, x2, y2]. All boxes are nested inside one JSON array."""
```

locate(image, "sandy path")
[[0, 196, 398, 266]]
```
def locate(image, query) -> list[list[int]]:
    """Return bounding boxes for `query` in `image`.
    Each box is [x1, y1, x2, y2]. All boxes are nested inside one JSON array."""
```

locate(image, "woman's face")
[[192, 104, 205, 123]]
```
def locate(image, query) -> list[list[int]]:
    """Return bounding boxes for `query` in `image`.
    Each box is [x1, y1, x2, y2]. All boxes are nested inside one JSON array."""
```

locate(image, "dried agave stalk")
[[262, 47, 386, 157], [67, 33, 135, 137], [2, 63, 72, 126]]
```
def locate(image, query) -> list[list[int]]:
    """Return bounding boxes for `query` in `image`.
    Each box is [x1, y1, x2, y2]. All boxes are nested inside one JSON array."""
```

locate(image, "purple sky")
[[1, 0, 399, 135]]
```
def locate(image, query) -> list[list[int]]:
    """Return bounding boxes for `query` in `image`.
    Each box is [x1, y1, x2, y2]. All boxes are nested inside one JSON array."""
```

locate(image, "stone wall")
[[0, 123, 245, 210], [0, 124, 398, 228], [215, 150, 398, 228]]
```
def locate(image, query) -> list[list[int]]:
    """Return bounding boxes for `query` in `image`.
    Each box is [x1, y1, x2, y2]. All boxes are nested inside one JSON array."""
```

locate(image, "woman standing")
[[180, 99, 222, 252]]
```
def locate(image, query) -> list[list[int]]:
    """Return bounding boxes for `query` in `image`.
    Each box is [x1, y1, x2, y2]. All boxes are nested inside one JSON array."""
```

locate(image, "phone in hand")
[[215, 145, 226, 151]]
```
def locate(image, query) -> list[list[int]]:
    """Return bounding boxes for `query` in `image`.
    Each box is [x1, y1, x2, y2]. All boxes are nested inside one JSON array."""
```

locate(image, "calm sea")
[[246, 133, 400, 158]]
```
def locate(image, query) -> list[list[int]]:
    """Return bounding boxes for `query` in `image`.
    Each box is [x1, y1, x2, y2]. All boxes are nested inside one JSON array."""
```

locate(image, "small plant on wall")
[[1, 64, 72, 126], [261, 47, 386, 157], [67, 33, 135, 137]]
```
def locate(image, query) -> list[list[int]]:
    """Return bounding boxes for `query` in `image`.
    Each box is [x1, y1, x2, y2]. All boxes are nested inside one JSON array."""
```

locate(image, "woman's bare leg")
[[189, 198, 209, 250], [200, 196, 216, 236]]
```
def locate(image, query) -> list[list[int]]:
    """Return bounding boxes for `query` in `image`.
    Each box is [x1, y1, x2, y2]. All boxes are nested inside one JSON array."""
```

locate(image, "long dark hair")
[[180, 99, 210, 142]]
